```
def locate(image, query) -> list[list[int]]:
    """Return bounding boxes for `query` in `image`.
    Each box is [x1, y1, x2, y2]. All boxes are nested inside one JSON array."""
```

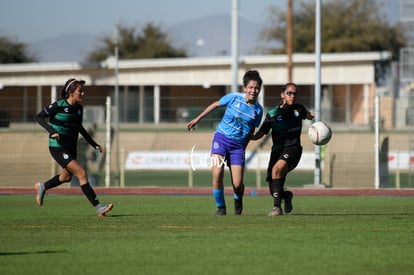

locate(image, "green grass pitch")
[[0, 195, 413, 275]]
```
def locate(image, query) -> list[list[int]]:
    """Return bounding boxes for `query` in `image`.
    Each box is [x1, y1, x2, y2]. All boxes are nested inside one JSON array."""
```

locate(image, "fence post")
[[105, 96, 111, 188]]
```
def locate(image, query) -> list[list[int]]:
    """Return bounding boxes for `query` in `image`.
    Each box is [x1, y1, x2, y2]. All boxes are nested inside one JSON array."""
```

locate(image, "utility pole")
[[231, 0, 239, 92], [287, 0, 293, 82]]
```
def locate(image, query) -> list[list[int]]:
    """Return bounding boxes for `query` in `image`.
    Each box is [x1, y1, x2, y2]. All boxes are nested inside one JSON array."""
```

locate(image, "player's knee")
[[272, 167, 289, 178], [272, 171, 285, 179], [60, 174, 72, 182]]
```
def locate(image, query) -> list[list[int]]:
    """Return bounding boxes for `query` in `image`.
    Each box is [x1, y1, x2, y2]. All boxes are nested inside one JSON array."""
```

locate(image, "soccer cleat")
[[284, 191, 294, 214], [96, 203, 114, 217], [35, 182, 45, 206], [215, 207, 227, 216], [268, 207, 283, 216], [234, 199, 243, 215]]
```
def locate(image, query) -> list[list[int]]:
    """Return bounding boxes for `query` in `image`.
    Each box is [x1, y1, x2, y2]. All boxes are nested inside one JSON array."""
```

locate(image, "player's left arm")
[[79, 125, 103, 153], [306, 111, 314, 120], [301, 104, 314, 120]]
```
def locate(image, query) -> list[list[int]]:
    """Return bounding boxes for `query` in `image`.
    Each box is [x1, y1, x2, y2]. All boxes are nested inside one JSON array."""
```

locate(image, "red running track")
[[1, 187, 414, 196]]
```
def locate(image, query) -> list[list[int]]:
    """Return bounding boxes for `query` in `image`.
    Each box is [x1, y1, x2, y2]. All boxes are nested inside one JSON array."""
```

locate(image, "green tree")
[[260, 0, 407, 59], [0, 35, 36, 63], [87, 23, 187, 62]]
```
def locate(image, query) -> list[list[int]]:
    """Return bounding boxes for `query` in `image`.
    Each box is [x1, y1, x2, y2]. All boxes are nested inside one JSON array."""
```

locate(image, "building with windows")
[[0, 52, 397, 129]]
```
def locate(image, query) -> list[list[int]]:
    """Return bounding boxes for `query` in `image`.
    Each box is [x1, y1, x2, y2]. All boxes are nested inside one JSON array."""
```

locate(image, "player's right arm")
[[187, 100, 220, 131], [34, 102, 59, 139], [250, 112, 272, 140], [250, 130, 265, 141]]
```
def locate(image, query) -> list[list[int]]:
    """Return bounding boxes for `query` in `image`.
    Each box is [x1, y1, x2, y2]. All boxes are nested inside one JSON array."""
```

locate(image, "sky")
[[0, 0, 283, 43], [0, 0, 402, 44]]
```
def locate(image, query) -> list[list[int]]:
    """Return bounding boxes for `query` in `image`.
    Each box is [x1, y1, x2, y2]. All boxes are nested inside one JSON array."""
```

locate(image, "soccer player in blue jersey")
[[251, 83, 314, 216], [187, 70, 264, 215], [34, 78, 113, 217]]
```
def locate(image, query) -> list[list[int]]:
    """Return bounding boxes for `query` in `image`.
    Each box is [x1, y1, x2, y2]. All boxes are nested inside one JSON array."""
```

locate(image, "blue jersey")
[[216, 93, 263, 141]]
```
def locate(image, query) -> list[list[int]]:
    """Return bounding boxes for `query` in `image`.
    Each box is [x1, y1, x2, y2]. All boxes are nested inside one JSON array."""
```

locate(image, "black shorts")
[[49, 147, 77, 168], [266, 146, 303, 182]]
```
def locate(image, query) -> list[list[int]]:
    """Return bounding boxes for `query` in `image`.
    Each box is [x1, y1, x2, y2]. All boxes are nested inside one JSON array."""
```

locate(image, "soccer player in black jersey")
[[251, 83, 313, 216], [34, 78, 113, 217]]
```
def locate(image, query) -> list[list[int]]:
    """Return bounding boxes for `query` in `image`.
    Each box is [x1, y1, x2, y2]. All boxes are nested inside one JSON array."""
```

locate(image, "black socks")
[[44, 175, 63, 190], [81, 183, 99, 207], [269, 178, 285, 208], [43, 176, 99, 207]]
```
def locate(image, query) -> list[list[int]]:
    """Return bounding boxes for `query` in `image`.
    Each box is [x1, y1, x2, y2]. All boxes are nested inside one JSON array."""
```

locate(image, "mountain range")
[[28, 14, 272, 63]]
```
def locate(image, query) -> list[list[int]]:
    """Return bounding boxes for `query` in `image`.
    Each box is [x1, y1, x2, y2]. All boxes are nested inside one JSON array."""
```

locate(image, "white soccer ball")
[[308, 121, 332, 145]]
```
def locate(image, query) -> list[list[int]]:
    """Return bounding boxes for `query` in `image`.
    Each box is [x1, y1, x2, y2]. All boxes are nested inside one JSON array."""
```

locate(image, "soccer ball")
[[308, 121, 332, 145]]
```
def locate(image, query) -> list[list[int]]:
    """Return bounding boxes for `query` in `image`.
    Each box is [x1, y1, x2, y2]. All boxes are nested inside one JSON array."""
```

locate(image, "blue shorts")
[[211, 132, 245, 166]]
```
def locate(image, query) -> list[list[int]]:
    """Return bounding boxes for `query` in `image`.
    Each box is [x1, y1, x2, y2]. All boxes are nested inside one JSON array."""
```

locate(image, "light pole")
[[313, 0, 322, 187]]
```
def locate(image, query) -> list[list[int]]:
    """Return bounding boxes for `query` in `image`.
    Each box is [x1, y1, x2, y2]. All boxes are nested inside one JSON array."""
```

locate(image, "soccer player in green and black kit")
[[251, 83, 313, 216], [34, 78, 113, 217]]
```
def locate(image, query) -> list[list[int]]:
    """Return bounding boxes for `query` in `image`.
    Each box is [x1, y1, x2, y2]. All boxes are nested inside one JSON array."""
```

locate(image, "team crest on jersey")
[[64, 107, 69, 113], [293, 110, 299, 117], [276, 115, 283, 121], [62, 153, 69, 160]]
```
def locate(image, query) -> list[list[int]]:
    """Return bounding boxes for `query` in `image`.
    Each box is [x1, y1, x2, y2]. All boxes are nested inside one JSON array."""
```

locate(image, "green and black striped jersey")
[[35, 99, 98, 150]]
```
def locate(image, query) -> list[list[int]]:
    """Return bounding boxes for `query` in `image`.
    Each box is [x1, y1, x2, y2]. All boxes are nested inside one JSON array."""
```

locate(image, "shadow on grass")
[[105, 214, 138, 218], [0, 250, 64, 256]]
